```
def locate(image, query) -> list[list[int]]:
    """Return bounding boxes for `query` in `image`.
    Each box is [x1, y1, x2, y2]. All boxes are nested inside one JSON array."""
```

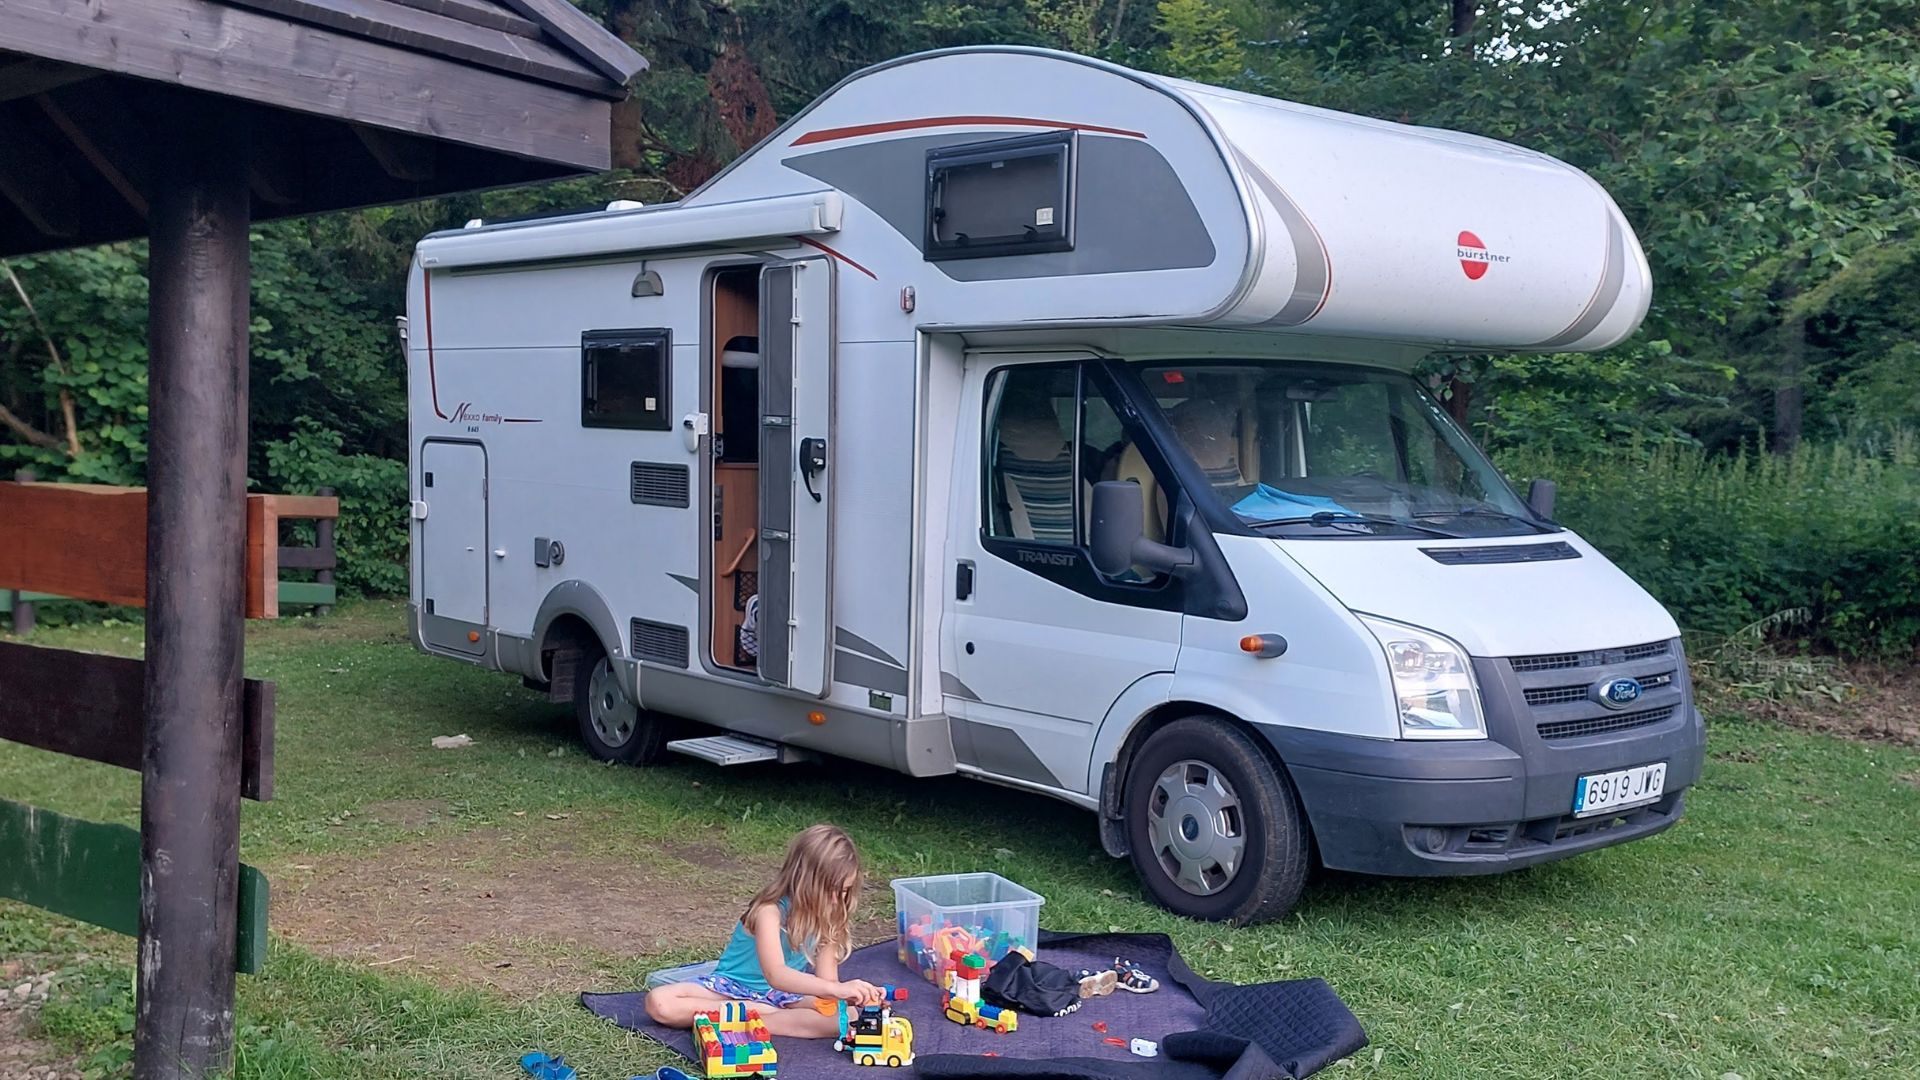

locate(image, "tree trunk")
[[1772, 316, 1805, 453], [134, 108, 250, 1080]]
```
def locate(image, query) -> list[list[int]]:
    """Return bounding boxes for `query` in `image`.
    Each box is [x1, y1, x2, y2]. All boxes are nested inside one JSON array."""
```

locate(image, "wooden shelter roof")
[[0, 0, 647, 257]]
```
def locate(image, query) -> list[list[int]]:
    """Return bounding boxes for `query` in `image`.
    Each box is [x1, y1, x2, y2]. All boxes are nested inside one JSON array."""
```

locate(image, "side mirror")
[[1090, 481, 1198, 579], [1526, 478, 1557, 519]]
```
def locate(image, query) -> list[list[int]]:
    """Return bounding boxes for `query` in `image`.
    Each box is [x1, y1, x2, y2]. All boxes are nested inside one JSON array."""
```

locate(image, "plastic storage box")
[[892, 872, 1045, 986]]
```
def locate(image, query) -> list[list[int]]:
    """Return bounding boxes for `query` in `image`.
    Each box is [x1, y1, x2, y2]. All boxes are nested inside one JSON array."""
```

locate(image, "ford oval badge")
[[1595, 676, 1643, 709]]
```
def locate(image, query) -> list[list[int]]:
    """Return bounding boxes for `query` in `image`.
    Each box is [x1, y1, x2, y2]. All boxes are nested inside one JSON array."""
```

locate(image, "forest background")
[[1, 0, 1915, 658]]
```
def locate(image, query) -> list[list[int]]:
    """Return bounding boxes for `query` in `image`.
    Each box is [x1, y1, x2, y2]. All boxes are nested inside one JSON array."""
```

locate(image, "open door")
[[756, 257, 835, 695]]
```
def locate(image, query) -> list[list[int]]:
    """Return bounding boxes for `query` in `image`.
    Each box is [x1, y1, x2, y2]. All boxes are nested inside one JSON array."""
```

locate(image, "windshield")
[[1132, 361, 1551, 539]]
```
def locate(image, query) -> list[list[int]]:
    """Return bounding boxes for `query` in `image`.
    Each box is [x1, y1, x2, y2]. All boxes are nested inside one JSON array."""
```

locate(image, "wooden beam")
[[0, 483, 337, 615], [137, 110, 252, 1076], [383, 0, 542, 38], [0, 0, 620, 166], [35, 85, 151, 217], [352, 121, 436, 182], [0, 109, 82, 237], [0, 642, 275, 801], [0, 799, 269, 974], [493, 0, 646, 85], [0, 56, 95, 102], [219, 0, 613, 95]]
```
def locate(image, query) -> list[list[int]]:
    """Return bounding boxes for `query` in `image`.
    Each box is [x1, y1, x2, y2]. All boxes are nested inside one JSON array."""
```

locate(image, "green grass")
[[3, 601, 1918, 1077]]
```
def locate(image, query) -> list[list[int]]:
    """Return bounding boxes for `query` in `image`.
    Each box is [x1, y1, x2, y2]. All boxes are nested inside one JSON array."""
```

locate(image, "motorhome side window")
[[581, 329, 671, 430], [926, 131, 1075, 260]]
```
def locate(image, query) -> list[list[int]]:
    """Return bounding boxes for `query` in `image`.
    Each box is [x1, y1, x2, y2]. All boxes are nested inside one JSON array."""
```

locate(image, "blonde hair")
[[744, 824, 862, 964]]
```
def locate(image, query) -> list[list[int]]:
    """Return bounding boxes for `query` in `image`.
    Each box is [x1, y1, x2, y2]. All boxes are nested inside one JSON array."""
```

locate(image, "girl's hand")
[[837, 979, 884, 1005]]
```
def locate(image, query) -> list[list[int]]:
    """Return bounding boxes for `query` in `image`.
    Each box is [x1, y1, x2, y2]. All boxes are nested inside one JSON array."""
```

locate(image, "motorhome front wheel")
[[572, 646, 670, 765], [1124, 718, 1310, 925]]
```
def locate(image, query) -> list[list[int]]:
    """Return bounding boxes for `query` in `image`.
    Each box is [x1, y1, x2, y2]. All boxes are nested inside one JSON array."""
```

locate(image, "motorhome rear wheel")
[[1124, 718, 1311, 924], [573, 645, 670, 765]]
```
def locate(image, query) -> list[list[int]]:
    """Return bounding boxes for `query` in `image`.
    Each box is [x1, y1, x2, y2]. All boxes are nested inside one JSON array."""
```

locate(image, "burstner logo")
[[1457, 230, 1511, 280]]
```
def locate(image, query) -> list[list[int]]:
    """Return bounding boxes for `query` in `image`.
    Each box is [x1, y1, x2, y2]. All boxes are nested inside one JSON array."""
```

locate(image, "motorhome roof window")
[[581, 328, 672, 431], [926, 130, 1075, 261]]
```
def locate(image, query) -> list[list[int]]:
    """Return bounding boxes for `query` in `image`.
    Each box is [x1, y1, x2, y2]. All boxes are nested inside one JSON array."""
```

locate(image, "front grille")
[[1537, 704, 1676, 741], [1525, 670, 1673, 707], [1510, 640, 1673, 672], [1421, 541, 1580, 565], [630, 618, 690, 668], [1525, 684, 1590, 706]]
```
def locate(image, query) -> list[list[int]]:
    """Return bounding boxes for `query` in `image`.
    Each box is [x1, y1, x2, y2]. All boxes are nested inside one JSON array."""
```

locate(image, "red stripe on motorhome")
[[792, 115, 1146, 146]]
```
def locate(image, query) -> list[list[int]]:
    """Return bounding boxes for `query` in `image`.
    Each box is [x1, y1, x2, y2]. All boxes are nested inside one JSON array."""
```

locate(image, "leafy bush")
[[1502, 436, 1920, 659], [263, 418, 407, 597]]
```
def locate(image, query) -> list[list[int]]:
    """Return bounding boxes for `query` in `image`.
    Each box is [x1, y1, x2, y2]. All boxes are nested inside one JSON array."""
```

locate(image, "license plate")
[[1573, 762, 1667, 817]]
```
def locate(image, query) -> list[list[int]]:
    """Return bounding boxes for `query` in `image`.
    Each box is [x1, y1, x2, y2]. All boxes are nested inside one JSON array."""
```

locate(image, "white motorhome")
[[405, 47, 1705, 923]]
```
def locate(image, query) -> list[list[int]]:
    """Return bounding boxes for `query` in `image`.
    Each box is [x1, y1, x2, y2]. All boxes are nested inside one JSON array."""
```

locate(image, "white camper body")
[[407, 48, 1702, 922]]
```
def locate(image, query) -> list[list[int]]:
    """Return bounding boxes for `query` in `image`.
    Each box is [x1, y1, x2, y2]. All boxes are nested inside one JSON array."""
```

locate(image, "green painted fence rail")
[[0, 798, 268, 974]]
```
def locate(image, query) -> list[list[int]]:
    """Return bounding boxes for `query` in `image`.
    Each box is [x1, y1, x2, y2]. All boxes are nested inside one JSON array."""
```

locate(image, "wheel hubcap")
[[587, 658, 636, 747], [1146, 759, 1247, 896]]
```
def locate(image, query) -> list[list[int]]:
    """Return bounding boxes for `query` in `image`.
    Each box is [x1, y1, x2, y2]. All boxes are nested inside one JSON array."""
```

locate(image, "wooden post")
[[315, 485, 336, 616], [8, 468, 34, 635], [135, 108, 251, 1080]]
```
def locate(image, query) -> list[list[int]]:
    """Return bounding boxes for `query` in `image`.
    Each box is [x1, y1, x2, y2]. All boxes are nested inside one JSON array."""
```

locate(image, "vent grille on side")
[[630, 462, 690, 507], [631, 618, 690, 668], [1422, 541, 1580, 565], [1622, 641, 1671, 662], [1538, 704, 1676, 741], [1511, 651, 1583, 673]]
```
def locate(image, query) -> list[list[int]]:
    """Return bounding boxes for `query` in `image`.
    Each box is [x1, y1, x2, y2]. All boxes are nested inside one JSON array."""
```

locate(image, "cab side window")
[[982, 363, 1169, 581], [985, 366, 1078, 543]]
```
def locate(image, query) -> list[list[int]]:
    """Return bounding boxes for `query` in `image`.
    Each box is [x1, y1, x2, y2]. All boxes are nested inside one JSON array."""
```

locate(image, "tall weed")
[[1502, 435, 1920, 659]]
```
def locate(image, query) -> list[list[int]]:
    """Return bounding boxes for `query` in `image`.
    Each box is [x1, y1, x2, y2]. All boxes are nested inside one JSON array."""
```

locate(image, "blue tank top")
[[712, 897, 813, 993]]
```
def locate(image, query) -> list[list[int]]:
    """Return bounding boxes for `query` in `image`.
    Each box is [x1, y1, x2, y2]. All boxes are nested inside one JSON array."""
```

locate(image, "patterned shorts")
[[695, 972, 807, 1011]]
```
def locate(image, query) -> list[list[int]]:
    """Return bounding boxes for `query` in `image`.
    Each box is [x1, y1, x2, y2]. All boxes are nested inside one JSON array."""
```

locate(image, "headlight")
[[1358, 615, 1486, 740]]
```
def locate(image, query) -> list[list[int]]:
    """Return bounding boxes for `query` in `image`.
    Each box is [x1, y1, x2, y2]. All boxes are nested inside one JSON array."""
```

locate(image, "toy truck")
[[828, 986, 916, 1068]]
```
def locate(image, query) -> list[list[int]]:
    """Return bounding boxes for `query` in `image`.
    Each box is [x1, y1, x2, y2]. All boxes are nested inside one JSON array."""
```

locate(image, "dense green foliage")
[[1505, 438, 1920, 658], [1, 1, 1915, 649]]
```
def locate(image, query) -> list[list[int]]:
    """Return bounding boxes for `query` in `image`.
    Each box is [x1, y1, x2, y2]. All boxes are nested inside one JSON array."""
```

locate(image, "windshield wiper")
[[1414, 507, 1556, 532], [1245, 512, 1464, 539]]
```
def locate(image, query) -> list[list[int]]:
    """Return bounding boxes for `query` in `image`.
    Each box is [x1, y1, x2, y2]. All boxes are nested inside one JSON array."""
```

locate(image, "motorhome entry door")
[[419, 439, 488, 655], [756, 257, 836, 695]]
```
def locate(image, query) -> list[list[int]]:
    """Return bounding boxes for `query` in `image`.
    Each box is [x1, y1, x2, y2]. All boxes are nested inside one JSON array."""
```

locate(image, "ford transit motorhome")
[[405, 47, 1705, 923]]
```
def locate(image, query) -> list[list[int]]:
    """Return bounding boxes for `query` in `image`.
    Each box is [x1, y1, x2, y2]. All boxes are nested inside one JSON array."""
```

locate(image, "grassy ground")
[[2, 601, 1917, 1078]]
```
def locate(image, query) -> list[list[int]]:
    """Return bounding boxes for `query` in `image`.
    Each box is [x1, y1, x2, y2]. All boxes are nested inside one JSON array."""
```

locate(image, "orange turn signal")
[[1240, 634, 1289, 659], [808, 711, 827, 726], [468, 631, 481, 643]]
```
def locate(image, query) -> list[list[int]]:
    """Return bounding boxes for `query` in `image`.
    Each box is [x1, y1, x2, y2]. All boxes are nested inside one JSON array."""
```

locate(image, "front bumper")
[[1263, 638, 1707, 876]]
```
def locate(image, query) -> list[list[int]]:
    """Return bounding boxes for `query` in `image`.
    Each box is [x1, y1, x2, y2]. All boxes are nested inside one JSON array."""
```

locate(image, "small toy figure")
[[692, 1002, 778, 1078], [821, 985, 915, 1066], [941, 951, 1018, 1033]]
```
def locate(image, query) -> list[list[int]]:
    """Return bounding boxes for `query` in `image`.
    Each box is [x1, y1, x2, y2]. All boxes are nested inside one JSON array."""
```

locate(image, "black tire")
[[1123, 716, 1310, 925], [572, 645, 670, 764]]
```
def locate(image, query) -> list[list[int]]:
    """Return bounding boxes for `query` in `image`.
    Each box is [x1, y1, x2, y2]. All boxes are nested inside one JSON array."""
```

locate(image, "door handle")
[[799, 436, 827, 502], [955, 560, 974, 601]]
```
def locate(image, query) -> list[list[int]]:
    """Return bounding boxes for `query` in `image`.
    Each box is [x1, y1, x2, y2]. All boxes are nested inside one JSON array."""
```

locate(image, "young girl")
[[645, 824, 885, 1038]]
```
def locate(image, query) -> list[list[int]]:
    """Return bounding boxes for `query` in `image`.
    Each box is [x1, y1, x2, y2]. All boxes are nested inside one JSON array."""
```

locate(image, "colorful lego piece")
[[940, 950, 1018, 1034], [692, 1002, 778, 1078]]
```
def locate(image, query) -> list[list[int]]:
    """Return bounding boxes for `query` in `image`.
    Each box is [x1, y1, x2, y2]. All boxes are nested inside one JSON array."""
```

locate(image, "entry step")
[[666, 734, 813, 766]]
